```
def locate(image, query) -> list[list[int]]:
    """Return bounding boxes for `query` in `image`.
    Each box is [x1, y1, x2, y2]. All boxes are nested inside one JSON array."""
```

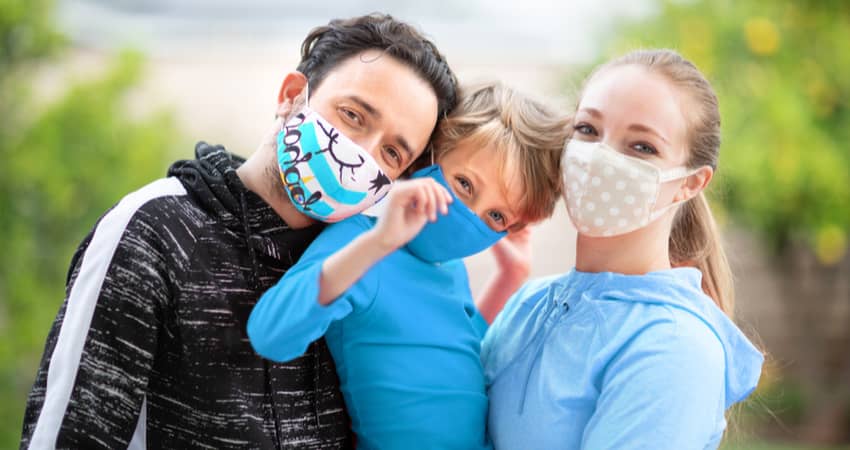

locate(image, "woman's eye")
[[574, 123, 597, 136], [632, 142, 657, 155]]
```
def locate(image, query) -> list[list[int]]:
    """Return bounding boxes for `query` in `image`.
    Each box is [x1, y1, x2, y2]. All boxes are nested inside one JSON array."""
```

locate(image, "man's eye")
[[384, 147, 401, 164], [340, 107, 362, 125]]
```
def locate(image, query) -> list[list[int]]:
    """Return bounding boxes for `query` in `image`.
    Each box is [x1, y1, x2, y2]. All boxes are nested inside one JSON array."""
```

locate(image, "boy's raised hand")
[[370, 178, 453, 252], [475, 227, 533, 324]]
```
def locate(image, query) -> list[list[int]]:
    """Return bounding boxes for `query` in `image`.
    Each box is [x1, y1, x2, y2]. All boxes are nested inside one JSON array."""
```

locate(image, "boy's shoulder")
[[331, 214, 377, 230], [318, 214, 376, 242]]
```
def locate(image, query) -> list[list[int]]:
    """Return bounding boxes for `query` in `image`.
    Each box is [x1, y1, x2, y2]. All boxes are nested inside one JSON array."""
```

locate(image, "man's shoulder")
[[93, 177, 208, 250], [114, 177, 207, 229]]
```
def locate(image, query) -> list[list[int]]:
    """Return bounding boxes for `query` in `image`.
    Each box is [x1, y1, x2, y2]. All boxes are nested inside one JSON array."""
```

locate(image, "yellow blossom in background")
[[815, 224, 847, 265], [744, 17, 780, 56], [679, 18, 714, 75]]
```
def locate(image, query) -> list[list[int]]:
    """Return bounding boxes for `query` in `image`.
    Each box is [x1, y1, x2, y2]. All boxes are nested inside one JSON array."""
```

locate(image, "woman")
[[481, 49, 763, 449]]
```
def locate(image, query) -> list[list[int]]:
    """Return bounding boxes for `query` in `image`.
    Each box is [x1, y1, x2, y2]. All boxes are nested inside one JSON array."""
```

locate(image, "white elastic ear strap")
[[649, 198, 685, 221], [649, 168, 699, 220], [659, 166, 696, 183], [304, 82, 311, 108]]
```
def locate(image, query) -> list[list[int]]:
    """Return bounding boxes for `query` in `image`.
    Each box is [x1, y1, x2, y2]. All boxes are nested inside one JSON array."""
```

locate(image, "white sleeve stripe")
[[128, 397, 147, 450], [29, 177, 187, 449]]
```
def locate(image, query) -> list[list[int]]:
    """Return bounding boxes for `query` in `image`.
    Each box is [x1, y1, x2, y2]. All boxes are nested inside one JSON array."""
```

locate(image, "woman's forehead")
[[581, 66, 689, 149]]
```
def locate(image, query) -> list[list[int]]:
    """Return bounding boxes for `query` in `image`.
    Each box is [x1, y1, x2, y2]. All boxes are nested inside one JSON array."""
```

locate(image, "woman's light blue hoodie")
[[481, 267, 763, 450]]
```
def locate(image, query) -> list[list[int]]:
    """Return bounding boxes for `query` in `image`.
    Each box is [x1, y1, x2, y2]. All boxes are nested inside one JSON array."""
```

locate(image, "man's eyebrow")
[[349, 95, 380, 119]]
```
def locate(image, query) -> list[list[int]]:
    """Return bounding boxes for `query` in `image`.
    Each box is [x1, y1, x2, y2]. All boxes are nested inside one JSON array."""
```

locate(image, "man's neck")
[[236, 151, 316, 230]]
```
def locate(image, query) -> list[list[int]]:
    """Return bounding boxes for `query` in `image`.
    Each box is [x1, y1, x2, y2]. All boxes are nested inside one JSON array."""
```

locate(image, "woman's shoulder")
[[589, 295, 726, 382]]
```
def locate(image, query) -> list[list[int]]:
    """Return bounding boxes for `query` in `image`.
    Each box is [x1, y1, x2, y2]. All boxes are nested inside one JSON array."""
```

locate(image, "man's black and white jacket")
[[21, 143, 352, 449]]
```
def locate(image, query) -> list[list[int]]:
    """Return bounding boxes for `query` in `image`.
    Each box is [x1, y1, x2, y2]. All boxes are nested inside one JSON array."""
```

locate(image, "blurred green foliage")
[[606, 0, 850, 265], [0, 0, 180, 446]]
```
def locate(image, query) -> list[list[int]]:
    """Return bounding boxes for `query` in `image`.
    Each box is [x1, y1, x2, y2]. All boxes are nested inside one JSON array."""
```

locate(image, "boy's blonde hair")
[[431, 82, 570, 225]]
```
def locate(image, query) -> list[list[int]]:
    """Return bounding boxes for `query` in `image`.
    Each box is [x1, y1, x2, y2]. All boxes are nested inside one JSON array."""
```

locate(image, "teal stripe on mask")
[[299, 122, 368, 206]]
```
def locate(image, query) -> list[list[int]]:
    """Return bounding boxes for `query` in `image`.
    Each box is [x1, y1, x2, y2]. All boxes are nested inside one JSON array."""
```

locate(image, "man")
[[21, 13, 457, 449]]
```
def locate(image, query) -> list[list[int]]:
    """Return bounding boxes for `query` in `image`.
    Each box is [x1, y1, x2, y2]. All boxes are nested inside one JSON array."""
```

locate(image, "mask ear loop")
[[648, 167, 701, 221], [304, 82, 310, 109], [431, 146, 435, 166]]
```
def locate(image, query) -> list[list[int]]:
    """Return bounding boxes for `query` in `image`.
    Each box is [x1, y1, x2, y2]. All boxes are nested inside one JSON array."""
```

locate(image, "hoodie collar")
[[168, 142, 324, 262]]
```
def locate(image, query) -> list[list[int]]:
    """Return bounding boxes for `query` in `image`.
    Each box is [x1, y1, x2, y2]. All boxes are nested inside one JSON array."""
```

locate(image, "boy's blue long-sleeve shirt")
[[248, 214, 491, 450], [481, 268, 763, 450]]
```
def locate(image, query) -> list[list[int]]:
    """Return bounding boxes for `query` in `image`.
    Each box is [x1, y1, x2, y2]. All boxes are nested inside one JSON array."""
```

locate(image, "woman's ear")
[[676, 165, 714, 202], [275, 72, 308, 118]]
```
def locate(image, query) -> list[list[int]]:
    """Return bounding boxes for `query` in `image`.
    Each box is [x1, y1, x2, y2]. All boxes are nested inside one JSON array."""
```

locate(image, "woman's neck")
[[575, 219, 673, 275]]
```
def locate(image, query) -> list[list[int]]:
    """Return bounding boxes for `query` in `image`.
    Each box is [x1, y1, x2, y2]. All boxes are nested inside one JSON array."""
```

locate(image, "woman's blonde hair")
[[584, 49, 734, 316], [430, 82, 570, 225]]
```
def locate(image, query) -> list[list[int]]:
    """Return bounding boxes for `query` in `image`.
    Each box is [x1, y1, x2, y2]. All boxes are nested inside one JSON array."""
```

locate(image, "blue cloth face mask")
[[405, 165, 507, 263], [276, 88, 392, 223]]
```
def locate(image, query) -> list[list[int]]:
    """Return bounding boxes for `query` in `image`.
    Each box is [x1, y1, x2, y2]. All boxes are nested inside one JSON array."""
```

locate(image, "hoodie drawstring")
[[239, 189, 323, 435], [238, 190, 261, 288], [518, 285, 570, 414], [239, 190, 284, 447]]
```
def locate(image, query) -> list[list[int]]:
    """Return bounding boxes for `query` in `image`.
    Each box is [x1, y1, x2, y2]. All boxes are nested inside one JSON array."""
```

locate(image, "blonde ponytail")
[[670, 192, 734, 316]]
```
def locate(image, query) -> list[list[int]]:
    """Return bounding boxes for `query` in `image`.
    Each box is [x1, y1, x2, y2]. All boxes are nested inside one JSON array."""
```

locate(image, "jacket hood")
[[563, 267, 764, 409], [167, 142, 323, 262]]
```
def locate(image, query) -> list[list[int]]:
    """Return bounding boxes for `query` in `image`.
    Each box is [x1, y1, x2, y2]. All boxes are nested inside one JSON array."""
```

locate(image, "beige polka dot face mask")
[[562, 139, 697, 237]]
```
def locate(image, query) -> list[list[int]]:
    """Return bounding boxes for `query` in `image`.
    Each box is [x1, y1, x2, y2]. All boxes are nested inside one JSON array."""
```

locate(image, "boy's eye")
[[455, 176, 472, 194], [574, 123, 597, 136], [488, 210, 506, 225]]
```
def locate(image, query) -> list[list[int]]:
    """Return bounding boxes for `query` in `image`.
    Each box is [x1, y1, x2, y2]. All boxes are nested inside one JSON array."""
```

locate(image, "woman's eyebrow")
[[627, 123, 670, 145]]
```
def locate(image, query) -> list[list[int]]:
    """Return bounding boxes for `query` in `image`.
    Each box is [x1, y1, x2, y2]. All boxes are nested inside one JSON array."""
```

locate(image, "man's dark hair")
[[297, 13, 458, 119]]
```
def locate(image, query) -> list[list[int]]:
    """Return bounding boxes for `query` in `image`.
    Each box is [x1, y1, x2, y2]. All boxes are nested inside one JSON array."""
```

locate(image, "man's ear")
[[275, 72, 308, 118], [676, 165, 713, 202]]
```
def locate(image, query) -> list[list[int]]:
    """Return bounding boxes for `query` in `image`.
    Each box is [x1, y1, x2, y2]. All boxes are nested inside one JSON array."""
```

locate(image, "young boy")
[[248, 82, 569, 449]]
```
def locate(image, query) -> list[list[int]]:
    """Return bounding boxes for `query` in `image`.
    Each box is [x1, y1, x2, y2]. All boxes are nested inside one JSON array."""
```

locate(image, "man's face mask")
[[276, 86, 392, 223]]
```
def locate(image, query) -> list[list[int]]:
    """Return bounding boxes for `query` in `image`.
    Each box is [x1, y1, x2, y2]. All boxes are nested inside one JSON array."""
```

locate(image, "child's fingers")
[[438, 183, 453, 213], [425, 180, 449, 220], [426, 183, 439, 221], [416, 183, 432, 219]]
